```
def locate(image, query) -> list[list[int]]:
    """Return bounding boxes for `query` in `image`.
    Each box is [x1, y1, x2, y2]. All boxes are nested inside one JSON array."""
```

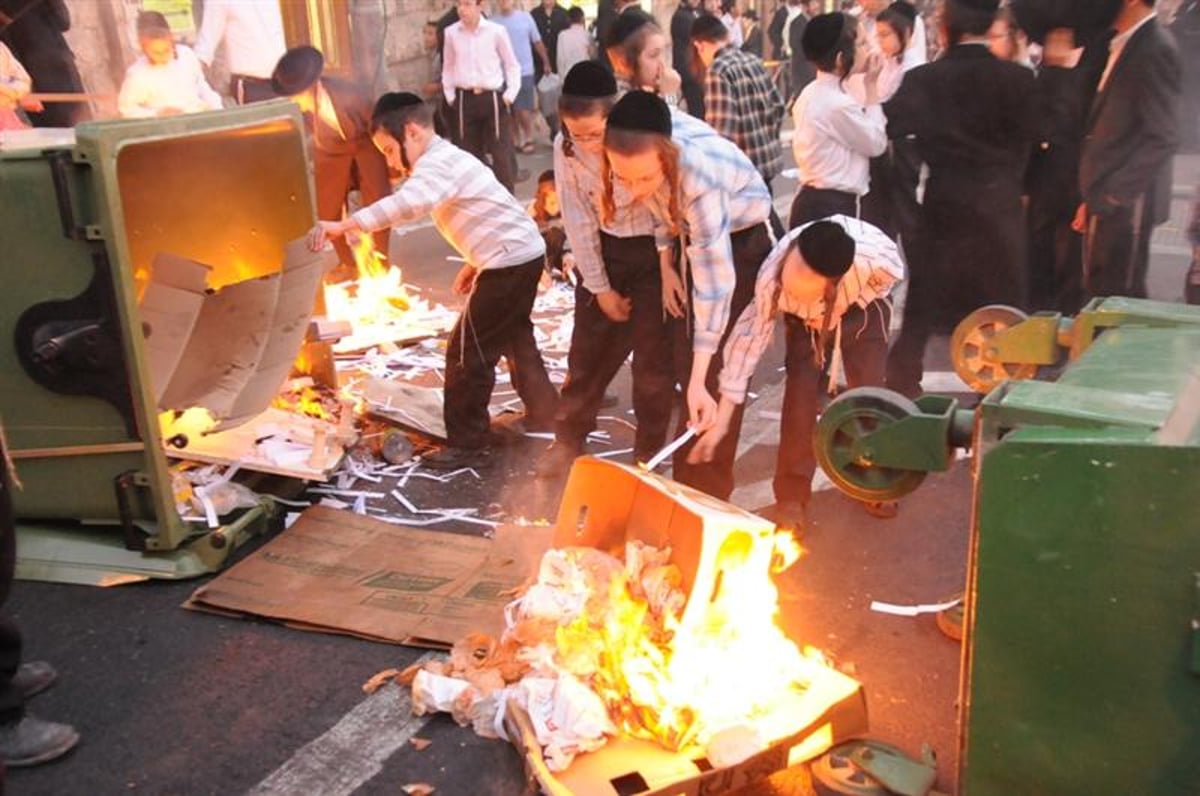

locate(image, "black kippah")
[[799, 221, 856, 278], [562, 61, 617, 98], [272, 46, 325, 97], [606, 90, 671, 137], [690, 14, 729, 42], [888, 1, 918, 24], [605, 8, 655, 49], [373, 92, 424, 116], [951, 0, 1000, 12], [802, 13, 848, 63]]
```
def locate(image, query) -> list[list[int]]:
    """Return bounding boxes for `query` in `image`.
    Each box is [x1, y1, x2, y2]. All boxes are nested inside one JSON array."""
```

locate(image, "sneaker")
[[0, 715, 79, 767], [534, 441, 581, 479], [418, 446, 492, 471], [12, 662, 57, 701]]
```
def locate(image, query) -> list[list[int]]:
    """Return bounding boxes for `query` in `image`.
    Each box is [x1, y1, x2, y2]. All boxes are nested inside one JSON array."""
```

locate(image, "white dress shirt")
[[442, 19, 523, 106], [118, 45, 224, 119], [721, 13, 744, 48], [192, 0, 287, 79], [556, 24, 592, 76], [353, 136, 544, 271], [791, 72, 887, 195]]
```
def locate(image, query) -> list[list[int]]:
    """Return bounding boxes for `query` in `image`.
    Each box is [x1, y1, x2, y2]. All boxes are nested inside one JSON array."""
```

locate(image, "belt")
[[457, 87, 499, 95]]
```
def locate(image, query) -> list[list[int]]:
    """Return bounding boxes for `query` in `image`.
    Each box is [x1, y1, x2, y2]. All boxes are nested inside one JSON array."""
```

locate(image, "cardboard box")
[[517, 459, 870, 795]]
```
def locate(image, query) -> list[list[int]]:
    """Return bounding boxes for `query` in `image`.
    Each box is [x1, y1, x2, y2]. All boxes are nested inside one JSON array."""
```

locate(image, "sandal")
[[863, 500, 899, 519]]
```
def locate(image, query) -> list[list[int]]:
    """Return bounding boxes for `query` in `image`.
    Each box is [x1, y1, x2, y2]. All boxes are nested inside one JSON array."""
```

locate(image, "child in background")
[[0, 42, 36, 131], [529, 169, 574, 282], [118, 12, 223, 119]]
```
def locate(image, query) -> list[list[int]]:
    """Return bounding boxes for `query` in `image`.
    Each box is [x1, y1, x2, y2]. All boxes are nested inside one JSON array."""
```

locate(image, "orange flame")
[[322, 233, 415, 351]]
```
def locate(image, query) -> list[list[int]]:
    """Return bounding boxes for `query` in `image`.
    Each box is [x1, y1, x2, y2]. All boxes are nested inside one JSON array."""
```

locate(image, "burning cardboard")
[[403, 459, 867, 794]]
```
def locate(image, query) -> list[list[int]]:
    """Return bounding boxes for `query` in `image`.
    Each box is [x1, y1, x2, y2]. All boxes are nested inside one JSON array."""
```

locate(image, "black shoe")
[[12, 662, 56, 701], [0, 716, 79, 767], [534, 441, 581, 479], [419, 446, 492, 471]]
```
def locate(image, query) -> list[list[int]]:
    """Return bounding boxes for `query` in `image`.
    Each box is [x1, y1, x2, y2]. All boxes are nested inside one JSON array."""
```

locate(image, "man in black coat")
[[672, 0, 705, 117], [532, 0, 571, 80], [1171, 0, 1199, 152], [0, 0, 88, 127], [883, 0, 1039, 397], [1074, 0, 1181, 299]]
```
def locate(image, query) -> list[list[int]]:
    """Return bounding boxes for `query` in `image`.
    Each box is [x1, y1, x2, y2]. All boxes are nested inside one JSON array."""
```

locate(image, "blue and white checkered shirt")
[[648, 112, 773, 355], [553, 133, 657, 295], [719, 215, 905, 403]]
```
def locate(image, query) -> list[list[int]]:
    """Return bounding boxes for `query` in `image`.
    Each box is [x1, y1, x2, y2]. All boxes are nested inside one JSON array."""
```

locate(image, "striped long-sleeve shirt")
[[703, 45, 785, 183], [718, 215, 904, 403], [352, 136, 544, 271], [641, 115, 772, 355], [553, 134, 656, 295]]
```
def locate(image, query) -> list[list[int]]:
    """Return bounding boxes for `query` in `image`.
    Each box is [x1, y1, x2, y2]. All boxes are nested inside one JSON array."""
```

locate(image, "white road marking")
[[247, 653, 436, 796]]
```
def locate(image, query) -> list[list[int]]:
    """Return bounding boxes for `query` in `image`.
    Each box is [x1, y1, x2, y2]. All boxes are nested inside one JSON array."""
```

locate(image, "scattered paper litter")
[[870, 597, 962, 617]]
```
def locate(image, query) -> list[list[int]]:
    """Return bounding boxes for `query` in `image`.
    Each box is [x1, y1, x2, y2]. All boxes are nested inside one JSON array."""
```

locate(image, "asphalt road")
[[6, 150, 1197, 796]]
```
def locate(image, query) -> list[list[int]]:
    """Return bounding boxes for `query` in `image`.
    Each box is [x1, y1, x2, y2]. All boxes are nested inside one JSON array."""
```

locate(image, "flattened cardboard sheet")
[[361, 377, 447, 440], [185, 506, 553, 647]]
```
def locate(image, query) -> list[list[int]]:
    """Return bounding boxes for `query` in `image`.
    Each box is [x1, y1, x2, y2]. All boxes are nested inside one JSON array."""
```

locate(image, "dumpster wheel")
[[816, 388, 927, 502], [810, 739, 935, 796], [950, 304, 1038, 393]]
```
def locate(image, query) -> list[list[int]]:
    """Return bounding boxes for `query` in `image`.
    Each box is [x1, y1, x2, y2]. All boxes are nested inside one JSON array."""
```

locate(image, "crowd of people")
[[0, 0, 1196, 773]]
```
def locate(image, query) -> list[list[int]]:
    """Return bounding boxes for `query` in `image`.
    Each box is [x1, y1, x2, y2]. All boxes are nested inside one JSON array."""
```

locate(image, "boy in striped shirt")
[[308, 92, 558, 469], [689, 215, 904, 533]]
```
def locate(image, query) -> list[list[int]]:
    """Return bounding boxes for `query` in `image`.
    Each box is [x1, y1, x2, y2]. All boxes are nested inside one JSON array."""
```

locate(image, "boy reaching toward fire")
[[687, 216, 904, 534], [307, 92, 559, 470]]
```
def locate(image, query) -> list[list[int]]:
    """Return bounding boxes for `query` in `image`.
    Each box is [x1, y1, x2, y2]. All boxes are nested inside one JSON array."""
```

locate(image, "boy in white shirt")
[[118, 12, 222, 119]]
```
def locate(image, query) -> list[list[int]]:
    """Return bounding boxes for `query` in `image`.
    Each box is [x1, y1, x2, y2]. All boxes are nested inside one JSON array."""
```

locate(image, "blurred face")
[[141, 35, 175, 66], [634, 31, 668, 89], [457, 0, 483, 28], [498, 0, 515, 13], [780, 249, 831, 304], [607, 146, 664, 201], [702, 0, 720, 13], [562, 111, 606, 155], [987, 18, 1014, 60], [372, 127, 413, 176], [422, 25, 438, 51], [858, 0, 887, 15], [876, 19, 902, 57], [541, 186, 560, 216]]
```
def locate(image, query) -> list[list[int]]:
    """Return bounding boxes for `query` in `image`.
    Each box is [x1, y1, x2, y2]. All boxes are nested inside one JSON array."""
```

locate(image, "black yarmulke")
[[606, 90, 671, 137], [888, 1, 918, 24], [802, 13, 848, 63], [798, 221, 856, 278], [373, 91, 424, 116], [690, 14, 729, 42], [272, 46, 325, 97], [605, 8, 655, 49], [562, 61, 617, 98], [951, 0, 1000, 12]]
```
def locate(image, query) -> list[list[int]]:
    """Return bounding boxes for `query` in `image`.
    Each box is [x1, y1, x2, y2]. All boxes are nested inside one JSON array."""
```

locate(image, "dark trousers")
[[776, 301, 891, 506], [0, 435, 25, 726], [230, 75, 277, 104], [555, 234, 674, 455], [789, 186, 858, 229], [890, 138, 923, 259], [444, 259, 558, 449], [1028, 212, 1085, 314], [453, 89, 516, 193], [316, 144, 393, 270], [861, 155, 895, 238], [672, 222, 774, 500], [1083, 197, 1157, 299]]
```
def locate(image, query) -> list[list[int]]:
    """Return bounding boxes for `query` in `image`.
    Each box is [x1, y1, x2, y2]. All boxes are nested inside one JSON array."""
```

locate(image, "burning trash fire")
[[401, 531, 844, 774], [322, 233, 453, 353]]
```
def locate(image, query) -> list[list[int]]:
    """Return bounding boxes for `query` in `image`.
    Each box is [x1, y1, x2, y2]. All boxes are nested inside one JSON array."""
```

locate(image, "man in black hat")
[[882, 0, 1038, 398], [308, 93, 558, 469], [272, 46, 392, 278], [671, 0, 705, 116]]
